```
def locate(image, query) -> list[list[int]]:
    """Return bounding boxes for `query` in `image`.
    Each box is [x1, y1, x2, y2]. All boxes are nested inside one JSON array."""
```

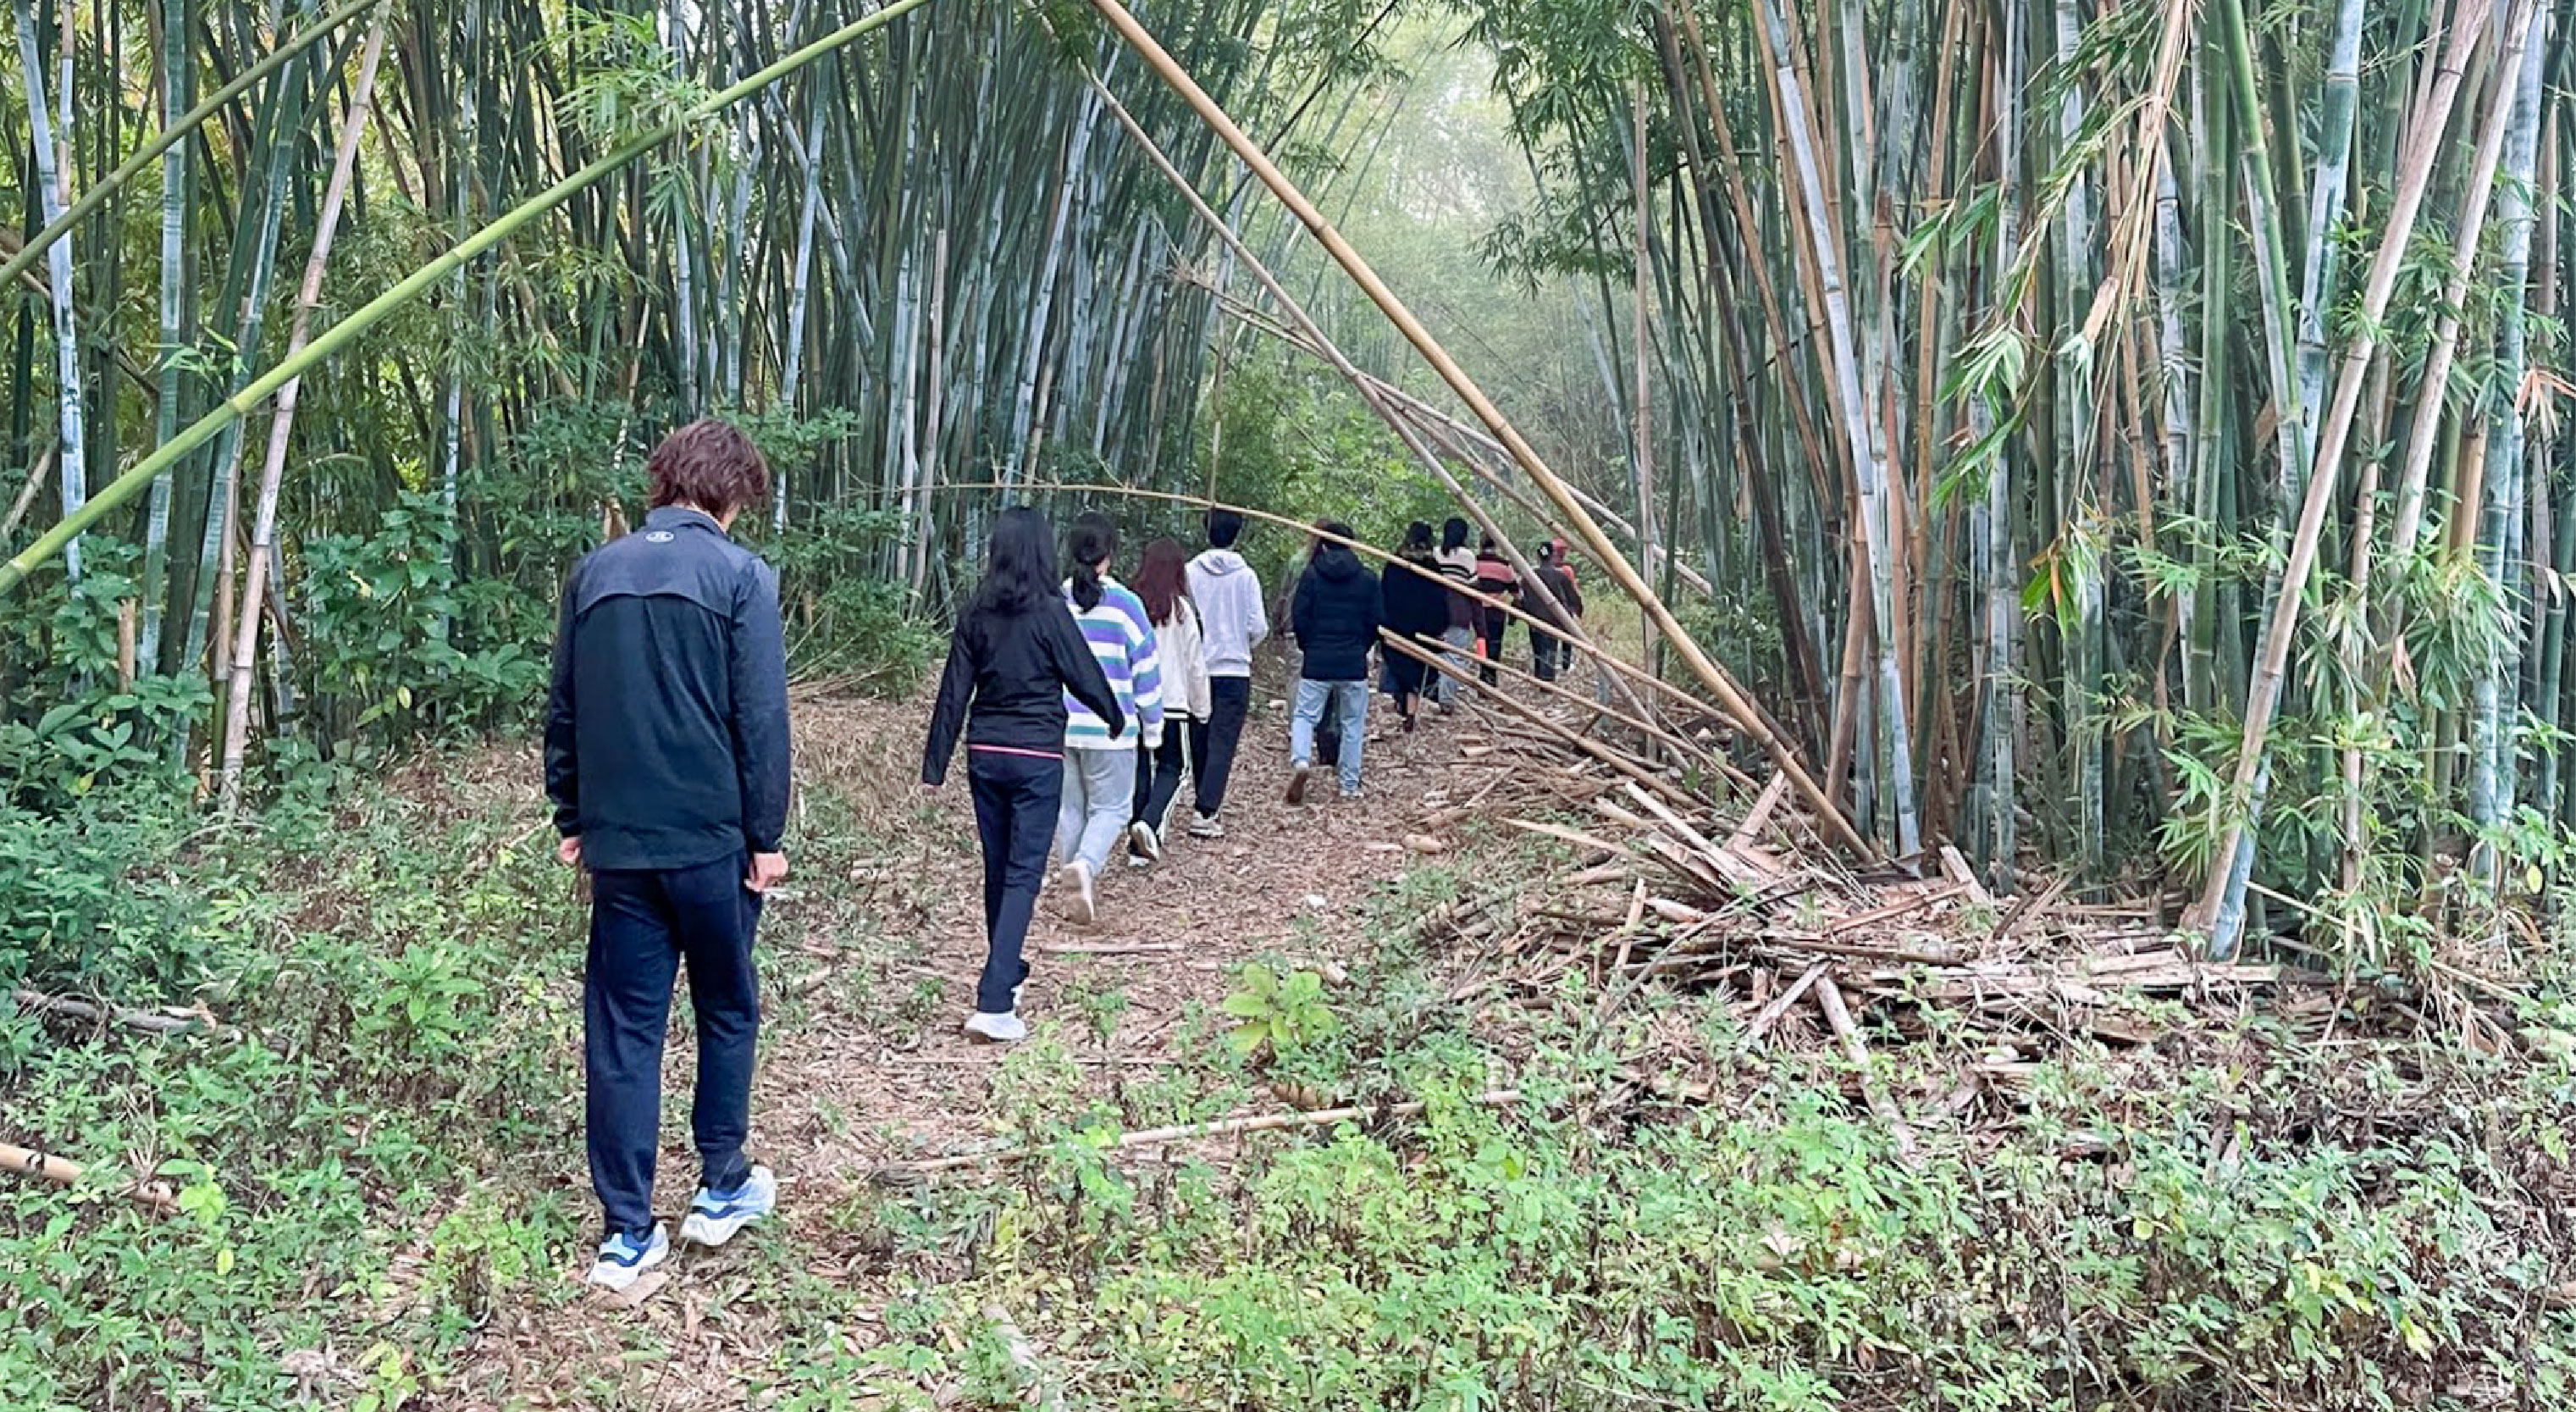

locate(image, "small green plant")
[[1220, 963, 1337, 1058]]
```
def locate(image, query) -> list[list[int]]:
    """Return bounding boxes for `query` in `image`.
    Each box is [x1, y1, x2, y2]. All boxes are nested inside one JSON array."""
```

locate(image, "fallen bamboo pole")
[[2, 1141, 178, 1210], [882, 1088, 1526, 1178], [1086, 0, 1866, 860], [12, 988, 215, 1038]]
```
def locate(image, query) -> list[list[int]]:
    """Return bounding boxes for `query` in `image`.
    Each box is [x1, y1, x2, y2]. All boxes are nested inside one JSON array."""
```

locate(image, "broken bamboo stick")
[[1813, 977, 1921, 1166], [2, 1141, 178, 1209]]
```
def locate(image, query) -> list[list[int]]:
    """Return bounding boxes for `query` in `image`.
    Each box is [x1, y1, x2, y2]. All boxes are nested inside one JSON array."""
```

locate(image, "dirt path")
[[464, 676, 1488, 1405]]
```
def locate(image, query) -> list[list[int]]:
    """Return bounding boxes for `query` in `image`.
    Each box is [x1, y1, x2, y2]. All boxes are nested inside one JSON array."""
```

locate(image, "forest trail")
[[457, 673, 1495, 1404]]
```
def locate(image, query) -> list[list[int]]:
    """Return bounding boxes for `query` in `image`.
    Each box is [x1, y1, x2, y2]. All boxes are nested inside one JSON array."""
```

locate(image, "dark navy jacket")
[[544, 507, 792, 871], [1291, 545, 1383, 683]]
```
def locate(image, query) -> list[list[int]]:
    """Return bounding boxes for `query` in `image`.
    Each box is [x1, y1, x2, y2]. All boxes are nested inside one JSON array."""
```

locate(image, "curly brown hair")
[[647, 418, 771, 517]]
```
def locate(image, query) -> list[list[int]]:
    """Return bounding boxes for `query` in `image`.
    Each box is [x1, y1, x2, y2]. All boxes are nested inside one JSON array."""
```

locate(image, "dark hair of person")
[[1442, 518, 1471, 553], [1538, 539, 1559, 563], [969, 507, 1061, 617], [1312, 519, 1355, 562], [1480, 534, 1499, 555], [1402, 521, 1436, 556], [1134, 537, 1191, 627], [1206, 507, 1245, 550], [1067, 511, 1118, 612], [647, 418, 771, 515]]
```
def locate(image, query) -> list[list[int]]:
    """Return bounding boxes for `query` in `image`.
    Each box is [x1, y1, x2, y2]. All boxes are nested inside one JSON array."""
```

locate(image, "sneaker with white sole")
[[586, 1222, 669, 1292], [1285, 764, 1312, 806], [1188, 813, 1224, 839], [965, 1011, 1028, 1044], [678, 1166, 775, 1249], [1058, 861, 1097, 923], [1128, 820, 1162, 863]]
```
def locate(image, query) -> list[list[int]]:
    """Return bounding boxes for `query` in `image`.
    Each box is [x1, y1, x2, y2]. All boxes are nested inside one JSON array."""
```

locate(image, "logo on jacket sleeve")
[[646, 531, 676, 543]]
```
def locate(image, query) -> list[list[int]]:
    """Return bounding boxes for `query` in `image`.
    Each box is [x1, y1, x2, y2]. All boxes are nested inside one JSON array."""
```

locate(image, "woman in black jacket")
[[923, 507, 1124, 1044], [1379, 521, 1452, 730]]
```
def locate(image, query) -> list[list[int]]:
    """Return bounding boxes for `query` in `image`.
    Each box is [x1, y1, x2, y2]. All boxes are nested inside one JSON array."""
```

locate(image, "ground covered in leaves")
[[7, 669, 2576, 1410]]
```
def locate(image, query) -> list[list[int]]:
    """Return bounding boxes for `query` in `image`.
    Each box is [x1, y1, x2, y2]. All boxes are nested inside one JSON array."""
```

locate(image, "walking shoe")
[[1057, 861, 1097, 924], [679, 1166, 776, 1249], [1128, 820, 1162, 863], [965, 1011, 1028, 1044], [586, 1223, 669, 1292], [1285, 763, 1312, 806], [1339, 784, 1363, 800], [1188, 812, 1224, 839]]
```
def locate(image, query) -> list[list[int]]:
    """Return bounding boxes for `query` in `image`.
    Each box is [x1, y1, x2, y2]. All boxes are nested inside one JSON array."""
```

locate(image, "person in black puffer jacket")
[[1287, 521, 1382, 802], [1379, 521, 1453, 729]]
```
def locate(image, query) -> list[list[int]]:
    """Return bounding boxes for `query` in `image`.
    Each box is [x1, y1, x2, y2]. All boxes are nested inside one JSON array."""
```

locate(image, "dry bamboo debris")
[[1439, 689, 2317, 1064]]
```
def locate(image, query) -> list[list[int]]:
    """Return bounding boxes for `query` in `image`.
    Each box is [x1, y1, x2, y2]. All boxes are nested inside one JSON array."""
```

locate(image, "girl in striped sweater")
[[1055, 512, 1165, 922]]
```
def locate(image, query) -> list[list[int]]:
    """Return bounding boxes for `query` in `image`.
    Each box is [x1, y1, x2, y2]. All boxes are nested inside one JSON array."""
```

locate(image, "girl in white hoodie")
[[1129, 538, 1211, 861]]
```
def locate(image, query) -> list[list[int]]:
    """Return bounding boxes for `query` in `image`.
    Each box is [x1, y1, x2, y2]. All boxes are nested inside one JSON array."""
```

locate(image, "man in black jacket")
[[1287, 522, 1382, 801], [545, 418, 791, 1291]]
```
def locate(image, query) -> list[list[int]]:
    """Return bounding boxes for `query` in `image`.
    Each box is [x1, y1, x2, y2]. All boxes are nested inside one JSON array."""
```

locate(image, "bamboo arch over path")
[[1082, 0, 1865, 858]]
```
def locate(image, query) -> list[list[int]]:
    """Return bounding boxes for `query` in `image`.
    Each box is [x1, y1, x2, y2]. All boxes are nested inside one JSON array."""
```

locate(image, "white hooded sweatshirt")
[[1186, 549, 1269, 678]]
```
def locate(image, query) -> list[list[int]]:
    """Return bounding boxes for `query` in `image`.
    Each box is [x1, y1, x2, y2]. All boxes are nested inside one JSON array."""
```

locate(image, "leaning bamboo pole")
[[0, 0, 943, 598], [215, 17, 390, 814], [1085, 0, 1867, 858]]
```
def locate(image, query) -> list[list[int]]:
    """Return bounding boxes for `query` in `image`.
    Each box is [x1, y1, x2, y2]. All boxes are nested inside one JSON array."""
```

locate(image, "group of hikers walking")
[[543, 418, 1593, 1289]]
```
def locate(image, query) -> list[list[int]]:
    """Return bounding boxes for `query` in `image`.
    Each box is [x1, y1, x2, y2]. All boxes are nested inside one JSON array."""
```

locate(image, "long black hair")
[[1067, 511, 1119, 612], [1402, 520, 1436, 557], [1441, 517, 1470, 553], [970, 507, 1061, 617]]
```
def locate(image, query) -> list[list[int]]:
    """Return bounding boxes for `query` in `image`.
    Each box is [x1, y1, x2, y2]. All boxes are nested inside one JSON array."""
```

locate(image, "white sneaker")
[[1189, 813, 1224, 839], [678, 1166, 776, 1249], [1058, 861, 1097, 923], [586, 1222, 669, 1291], [1128, 820, 1162, 863], [965, 1011, 1028, 1044]]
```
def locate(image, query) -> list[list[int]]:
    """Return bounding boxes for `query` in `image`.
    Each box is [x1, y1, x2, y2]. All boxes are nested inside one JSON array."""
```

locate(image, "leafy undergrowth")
[[770, 901, 2576, 1412], [0, 752, 887, 1410], [4, 747, 2575, 1410]]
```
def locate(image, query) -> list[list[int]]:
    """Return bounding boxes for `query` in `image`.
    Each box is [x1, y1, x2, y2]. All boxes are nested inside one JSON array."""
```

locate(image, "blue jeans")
[[585, 852, 761, 1237], [970, 750, 1061, 1014], [1055, 745, 1136, 877], [1291, 678, 1368, 791]]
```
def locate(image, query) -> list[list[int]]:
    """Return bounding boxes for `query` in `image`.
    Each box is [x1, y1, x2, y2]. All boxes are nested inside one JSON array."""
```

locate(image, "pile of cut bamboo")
[[1422, 681, 2321, 1088]]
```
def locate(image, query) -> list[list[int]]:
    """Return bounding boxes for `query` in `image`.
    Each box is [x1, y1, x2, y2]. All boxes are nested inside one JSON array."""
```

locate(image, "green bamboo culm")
[[0, 0, 944, 599]]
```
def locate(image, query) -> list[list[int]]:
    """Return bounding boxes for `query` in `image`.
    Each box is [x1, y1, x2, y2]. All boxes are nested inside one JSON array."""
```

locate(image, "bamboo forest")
[[11, 0, 2576, 1407]]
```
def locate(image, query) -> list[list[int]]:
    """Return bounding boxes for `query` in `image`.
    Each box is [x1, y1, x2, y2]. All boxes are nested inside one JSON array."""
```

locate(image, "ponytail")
[[1067, 511, 1117, 612]]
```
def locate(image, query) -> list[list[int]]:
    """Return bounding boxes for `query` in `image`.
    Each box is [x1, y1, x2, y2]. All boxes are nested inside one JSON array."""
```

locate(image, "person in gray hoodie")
[[1183, 509, 1268, 837]]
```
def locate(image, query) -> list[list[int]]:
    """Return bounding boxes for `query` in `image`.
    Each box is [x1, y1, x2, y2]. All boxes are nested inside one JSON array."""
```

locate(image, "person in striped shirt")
[[1054, 512, 1164, 923]]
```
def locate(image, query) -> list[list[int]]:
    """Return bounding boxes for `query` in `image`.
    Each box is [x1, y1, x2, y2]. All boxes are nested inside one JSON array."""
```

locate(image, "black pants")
[[1479, 611, 1506, 685], [969, 750, 1061, 1014], [1191, 676, 1252, 818], [1388, 654, 1430, 720], [1132, 722, 1191, 833], [1534, 628, 1570, 682], [586, 852, 761, 1237]]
